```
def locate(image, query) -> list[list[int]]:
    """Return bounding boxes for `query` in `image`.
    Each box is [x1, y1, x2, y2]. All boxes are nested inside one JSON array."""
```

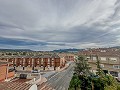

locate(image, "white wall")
[[109, 57, 117, 61], [100, 57, 106, 61], [93, 57, 97, 60], [29, 84, 37, 90]]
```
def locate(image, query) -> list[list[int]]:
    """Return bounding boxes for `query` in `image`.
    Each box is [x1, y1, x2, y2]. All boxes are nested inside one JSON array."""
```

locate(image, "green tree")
[[69, 74, 81, 90], [69, 55, 120, 90], [74, 56, 90, 76], [96, 55, 105, 77], [74, 56, 92, 90]]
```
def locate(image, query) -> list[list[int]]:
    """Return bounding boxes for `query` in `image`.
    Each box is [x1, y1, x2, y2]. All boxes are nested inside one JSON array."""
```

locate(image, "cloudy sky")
[[0, 0, 120, 51]]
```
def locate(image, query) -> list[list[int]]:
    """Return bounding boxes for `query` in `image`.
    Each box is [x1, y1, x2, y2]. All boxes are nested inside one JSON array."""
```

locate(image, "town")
[[0, 47, 120, 90], [0, 0, 120, 90]]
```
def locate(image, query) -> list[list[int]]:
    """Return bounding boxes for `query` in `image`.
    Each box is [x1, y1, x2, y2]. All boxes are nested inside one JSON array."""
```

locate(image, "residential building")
[[0, 54, 62, 71], [0, 60, 14, 82], [79, 48, 120, 77], [65, 53, 75, 61]]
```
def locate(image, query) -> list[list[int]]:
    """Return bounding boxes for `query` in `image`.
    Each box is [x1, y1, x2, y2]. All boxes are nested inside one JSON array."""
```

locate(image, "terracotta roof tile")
[[0, 81, 32, 90]]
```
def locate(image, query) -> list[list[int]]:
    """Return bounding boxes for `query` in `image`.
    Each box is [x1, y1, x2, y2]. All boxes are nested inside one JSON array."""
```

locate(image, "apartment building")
[[79, 48, 120, 77]]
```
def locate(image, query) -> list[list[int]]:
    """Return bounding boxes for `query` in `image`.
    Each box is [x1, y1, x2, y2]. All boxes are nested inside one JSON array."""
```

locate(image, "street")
[[38, 62, 74, 90]]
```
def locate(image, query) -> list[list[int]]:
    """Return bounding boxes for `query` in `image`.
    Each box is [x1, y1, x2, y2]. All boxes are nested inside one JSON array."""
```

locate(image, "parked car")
[[31, 69, 40, 73]]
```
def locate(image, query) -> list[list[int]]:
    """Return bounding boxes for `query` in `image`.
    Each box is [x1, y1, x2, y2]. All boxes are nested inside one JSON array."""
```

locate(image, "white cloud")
[[0, 0, 120, 50]]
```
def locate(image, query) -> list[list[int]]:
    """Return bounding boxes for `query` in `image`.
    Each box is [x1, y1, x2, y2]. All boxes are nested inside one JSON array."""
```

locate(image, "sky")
[[0, 0, 120, 51]]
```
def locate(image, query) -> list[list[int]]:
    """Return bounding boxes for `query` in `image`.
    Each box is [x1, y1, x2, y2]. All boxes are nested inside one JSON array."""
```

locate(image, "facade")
[[65, 53, 75, 61], [79, 48, 120, 77], [0, 53, 75, 71], [0, 54, 62, 71], [58, 54, 67, 68], [0, 60, 14, 82]]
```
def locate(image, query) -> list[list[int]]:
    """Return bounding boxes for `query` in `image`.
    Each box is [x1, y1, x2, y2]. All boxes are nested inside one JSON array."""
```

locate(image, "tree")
[[93, 55, 120, 90], [96, 55, 104, 77], [74, 56, 92, 90], [74, 56, 90, 76], [69, 74, 81, 90], [69, 55, 120, 90]]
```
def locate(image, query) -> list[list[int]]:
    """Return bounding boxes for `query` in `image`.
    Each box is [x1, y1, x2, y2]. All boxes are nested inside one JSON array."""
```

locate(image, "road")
[[39, 62, 74, 90]]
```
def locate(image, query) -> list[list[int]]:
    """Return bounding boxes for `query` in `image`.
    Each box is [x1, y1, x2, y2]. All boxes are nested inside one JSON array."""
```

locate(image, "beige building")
[[79, 48, 120, 77]]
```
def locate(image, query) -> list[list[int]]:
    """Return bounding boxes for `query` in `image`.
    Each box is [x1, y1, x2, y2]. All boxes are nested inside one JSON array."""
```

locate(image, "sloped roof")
[[0, 53, 60, 59], [51, 53, 60, 58], [0, 81, 32, 90], [79, 49, 120, 57]]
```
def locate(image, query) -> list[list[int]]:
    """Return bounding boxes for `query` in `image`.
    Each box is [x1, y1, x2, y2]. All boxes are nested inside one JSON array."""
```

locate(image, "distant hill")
[[111, 46, 120, 49], [0, 49, 32, 52], [53, 48, 84, 52]]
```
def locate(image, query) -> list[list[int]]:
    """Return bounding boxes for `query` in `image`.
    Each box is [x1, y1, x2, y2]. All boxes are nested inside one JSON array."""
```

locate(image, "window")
[[113, 65, 119, 69], [12, 61, 13, 64], [86, 56, 90, 59], [20, 61, 22, 64], [48, 58, 50, 64], [41, 59, 43, 64], [93, 57, 97, 60], [100, 64, 104, 68], [28, 60, 30, 64], [110, 57, 117, 62], [37, 60, 39, 64], [100, 57, 106, 61], [23, 59, 25, 63], [110, 71, 118, 77], [52, 58, 54, 61], [52, 61, 54, 65], [8, 68, 14, 72]]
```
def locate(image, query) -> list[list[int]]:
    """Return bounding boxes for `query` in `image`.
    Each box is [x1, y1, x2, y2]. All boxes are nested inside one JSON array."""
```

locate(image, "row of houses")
[[0, 53, 75, 89], [79, 48, 120, 77], [0, 53, 75, 71]]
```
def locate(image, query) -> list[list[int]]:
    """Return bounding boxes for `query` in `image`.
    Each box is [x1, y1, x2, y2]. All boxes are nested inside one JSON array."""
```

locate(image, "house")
[[0, 60, 15, 82], [64, 53, 75, 61], [0, 54, 62, 71]]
